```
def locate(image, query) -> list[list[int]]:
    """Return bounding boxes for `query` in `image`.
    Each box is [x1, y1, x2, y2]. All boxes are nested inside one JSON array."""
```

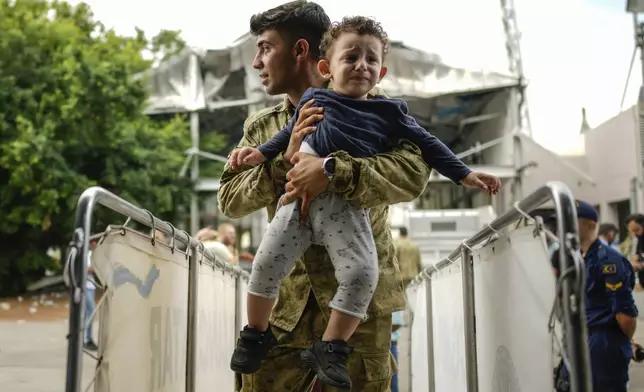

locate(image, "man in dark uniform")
[[557, 200, 638, 391]]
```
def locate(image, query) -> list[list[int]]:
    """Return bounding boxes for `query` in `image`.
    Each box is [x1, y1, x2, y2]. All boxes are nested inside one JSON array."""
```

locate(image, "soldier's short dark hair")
[[250, 1, 331, 60], [319, 16, 390, 59], [399, 227, 408, 237], [625, 213, 644, 226], [598, 223, 618, 236]]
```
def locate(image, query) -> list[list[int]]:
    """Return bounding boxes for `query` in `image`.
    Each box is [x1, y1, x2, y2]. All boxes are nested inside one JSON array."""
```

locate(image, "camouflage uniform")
[[619, 234, 634, 257], [394, 237, 422, 288], [218, 89, 431, 392]]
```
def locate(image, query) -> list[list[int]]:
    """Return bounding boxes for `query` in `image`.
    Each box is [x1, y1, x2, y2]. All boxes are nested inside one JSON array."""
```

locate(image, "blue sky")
[[68, 0, 640, 154]]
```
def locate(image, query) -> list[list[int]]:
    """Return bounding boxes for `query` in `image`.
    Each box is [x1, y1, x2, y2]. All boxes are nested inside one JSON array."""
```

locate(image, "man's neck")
[[581, 235, 598, 255], [286, 66, 326, 107]]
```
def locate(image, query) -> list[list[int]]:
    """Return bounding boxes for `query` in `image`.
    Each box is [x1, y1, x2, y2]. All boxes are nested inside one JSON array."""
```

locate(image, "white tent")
[[144, 32, 520, 116]]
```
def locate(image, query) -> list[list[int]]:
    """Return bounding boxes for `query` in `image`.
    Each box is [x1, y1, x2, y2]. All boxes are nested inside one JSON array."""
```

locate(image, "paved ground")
[[3, 291, 644, 391]]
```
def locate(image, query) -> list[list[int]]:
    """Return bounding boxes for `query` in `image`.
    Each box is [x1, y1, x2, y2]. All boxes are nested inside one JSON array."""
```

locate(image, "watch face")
[[324, 158, 335, 176]]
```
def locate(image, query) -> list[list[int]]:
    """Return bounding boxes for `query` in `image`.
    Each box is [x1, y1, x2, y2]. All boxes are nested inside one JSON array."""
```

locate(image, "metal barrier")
[[65, 182, 592, 392], [63, 186, 249, 392], [408, 181, 592, 391]]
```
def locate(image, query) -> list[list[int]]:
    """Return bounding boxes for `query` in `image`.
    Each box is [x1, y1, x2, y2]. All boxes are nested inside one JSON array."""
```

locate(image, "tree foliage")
[[0, 0, 221, 295]]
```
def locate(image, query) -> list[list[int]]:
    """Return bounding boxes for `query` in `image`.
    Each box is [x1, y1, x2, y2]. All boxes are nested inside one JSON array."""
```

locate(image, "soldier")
[[394, 227, 423, 288], [555, 201, 638, 392], [218, 2, 498, 390]]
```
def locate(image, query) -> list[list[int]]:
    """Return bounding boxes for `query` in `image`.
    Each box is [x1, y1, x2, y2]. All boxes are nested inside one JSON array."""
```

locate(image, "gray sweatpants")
[[247, 190, 379, 319]]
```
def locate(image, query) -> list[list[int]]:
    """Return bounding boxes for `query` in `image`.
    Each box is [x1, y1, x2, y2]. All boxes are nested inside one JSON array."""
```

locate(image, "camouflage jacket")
[[394, 237, 423, 285], [620, 234, 634, 257], [218, 90, 431, 331]]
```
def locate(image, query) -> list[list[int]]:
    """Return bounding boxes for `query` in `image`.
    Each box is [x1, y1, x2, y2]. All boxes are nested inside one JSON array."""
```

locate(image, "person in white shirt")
[[598, 223, 620, 251], [196, 227, 235, 264]]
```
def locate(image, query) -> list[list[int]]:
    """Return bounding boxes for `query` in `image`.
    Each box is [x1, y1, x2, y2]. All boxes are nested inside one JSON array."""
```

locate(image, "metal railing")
[[410, 181, 592, 391], [64, 186, 249, 392], [65, 181, 592, 391]]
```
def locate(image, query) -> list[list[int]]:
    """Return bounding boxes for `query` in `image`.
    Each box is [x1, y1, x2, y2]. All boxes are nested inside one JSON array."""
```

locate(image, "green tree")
[[0, 0, 214, 295]]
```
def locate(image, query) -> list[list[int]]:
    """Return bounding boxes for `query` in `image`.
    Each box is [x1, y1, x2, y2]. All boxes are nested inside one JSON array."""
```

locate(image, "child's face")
[[319, 33, 387, 99]]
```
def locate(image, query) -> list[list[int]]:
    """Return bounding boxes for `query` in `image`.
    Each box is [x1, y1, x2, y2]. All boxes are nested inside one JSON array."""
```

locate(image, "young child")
[[229, 16, 500, 389]]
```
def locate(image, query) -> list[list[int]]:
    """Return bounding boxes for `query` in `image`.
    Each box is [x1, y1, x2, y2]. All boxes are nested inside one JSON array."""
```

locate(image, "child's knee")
[[340, 262, 378, 292]]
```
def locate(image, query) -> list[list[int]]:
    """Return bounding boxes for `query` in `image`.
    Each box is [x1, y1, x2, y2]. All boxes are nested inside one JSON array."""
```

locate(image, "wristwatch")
[[322, 157, 336, 180]]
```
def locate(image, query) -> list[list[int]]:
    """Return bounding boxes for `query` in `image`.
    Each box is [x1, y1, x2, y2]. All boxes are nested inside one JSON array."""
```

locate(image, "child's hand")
[[229, 147, 266, 168]]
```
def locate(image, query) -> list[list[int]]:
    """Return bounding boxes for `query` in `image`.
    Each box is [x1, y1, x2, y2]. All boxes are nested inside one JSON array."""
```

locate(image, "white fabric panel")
[[237, 277, 248, 330], [407, 284, 430, 392], [473, 226, 556, 392], [195, 260, 237, 392], [431, 264, 467, 392], [92, 230, 189, 392]]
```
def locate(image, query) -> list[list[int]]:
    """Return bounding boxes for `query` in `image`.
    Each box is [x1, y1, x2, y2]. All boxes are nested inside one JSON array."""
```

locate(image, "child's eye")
[[344, 55, 357, 62]]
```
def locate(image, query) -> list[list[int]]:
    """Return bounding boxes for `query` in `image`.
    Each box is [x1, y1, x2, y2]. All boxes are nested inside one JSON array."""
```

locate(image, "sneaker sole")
[[300, 350, 352, 390]]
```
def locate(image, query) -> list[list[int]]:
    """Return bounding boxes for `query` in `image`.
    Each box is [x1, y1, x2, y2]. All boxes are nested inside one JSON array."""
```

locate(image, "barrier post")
[[185, 245, 199, 392], [425, 278, 436, 391], [64, 228, 88, 392], [461, 245, 478, 392]]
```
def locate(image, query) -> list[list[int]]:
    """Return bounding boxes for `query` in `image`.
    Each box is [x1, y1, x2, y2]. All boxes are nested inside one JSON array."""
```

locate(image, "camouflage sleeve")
[[327, 140, 430, 208], [217, 122, 291, 219], [415, 247, 423, 275]]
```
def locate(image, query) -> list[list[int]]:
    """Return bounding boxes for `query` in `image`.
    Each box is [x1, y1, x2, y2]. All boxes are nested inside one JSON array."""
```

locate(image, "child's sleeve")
[[396, 101, 472, 184], [256, 88, 316, 161], [256, 115, 296, 161]]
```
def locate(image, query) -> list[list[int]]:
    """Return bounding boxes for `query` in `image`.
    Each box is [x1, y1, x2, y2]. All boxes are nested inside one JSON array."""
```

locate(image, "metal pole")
[[554, 193, 592, 392], [190, 111, 200, 236], [64, 226, 88, 392], [425, 279, 436, 391], [461, 246, 478, 392], [185, 245, 200, 392]]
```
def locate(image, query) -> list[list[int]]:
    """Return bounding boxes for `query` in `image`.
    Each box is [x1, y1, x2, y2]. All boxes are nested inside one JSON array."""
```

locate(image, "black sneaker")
[[84, 341, 98, 351], [301, 339, 353, 390], [230, 325, 277, 374]]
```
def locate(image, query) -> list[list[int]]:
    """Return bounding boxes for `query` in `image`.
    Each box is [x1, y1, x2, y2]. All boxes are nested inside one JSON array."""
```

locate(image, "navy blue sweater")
[[257, 88, 472, 184]]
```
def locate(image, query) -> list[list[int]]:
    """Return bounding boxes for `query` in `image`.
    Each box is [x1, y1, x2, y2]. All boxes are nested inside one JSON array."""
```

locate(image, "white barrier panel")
[[432, 263, 467, 392], [92, 230, 189, 392], [407, 284, 429, 392], [473, 226, 556, 392], [237, 277, 249, 329], [195, 261, 237, 392]]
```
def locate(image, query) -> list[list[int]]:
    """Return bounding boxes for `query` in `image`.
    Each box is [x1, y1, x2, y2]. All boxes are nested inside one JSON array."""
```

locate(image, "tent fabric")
[[144, 33, 519, 114]]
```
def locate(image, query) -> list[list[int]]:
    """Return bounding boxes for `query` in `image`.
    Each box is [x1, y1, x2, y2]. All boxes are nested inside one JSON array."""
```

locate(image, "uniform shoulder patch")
[[602, 264, 617, 275], [606, 281, 623, 291]]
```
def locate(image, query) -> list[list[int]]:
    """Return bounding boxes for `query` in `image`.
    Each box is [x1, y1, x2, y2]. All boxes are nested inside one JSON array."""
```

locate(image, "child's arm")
[[396, 104, 471, 184], [257, 88, 319, 162], [256, 116, 297, 161]]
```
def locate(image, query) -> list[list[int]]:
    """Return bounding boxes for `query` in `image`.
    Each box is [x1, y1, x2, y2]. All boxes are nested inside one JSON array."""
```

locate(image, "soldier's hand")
[[461, 172, 501, 195], [284, 99, 322, 162], [281, 152, 328, 222]]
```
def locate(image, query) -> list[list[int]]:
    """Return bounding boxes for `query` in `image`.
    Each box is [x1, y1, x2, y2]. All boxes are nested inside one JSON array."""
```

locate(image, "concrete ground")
[[2, 292, 644, 391]]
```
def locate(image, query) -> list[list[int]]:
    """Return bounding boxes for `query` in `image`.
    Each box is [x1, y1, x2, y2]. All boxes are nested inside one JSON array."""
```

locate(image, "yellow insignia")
[[602, 264, 617, 275], [606, 281, 623, 291]]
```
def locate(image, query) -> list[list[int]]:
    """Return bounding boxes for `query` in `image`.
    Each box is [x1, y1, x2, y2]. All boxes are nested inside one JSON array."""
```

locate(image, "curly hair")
[[319, 16, 390, 59], [250, 1, 331, 60]]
